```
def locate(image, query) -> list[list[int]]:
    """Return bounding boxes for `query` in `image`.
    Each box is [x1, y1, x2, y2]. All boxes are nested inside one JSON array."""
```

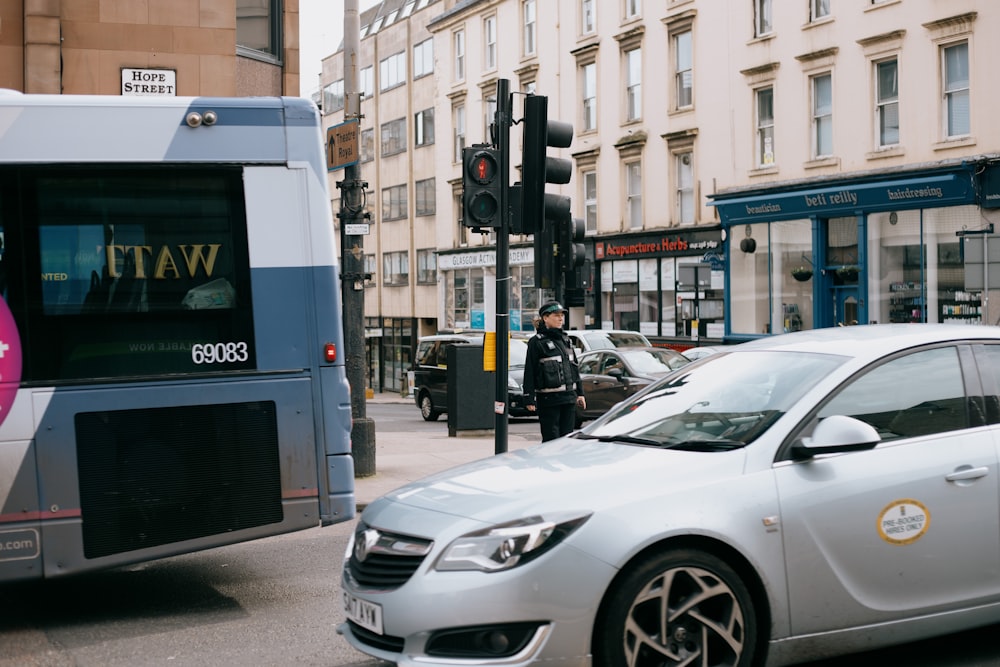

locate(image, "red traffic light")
[[466, 150, 498, 184]]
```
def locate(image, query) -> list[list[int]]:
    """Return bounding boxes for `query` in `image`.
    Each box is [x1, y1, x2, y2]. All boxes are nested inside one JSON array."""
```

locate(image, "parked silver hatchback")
[[342, 324, 1000, 666]]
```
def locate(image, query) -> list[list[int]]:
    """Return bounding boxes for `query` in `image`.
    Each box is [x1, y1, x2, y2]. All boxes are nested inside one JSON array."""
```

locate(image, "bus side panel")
[[0, 439, 42, 582], [30, 378, 323, 577]]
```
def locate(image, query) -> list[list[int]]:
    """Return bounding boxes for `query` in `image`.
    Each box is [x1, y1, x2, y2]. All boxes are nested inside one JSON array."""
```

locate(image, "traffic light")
[[462, 146, 503, 229], [521, 95, 573, 236], [558, 216, 586, 274]]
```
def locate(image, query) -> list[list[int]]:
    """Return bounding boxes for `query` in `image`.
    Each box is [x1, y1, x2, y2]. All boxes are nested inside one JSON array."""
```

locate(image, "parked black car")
[[412, 333, 532, 421], [576, 346, 690, 425]]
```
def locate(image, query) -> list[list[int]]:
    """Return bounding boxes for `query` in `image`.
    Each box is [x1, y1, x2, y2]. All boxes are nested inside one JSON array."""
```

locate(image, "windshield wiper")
[[662, 439, 746, 452], [574, 433, 663, 447]]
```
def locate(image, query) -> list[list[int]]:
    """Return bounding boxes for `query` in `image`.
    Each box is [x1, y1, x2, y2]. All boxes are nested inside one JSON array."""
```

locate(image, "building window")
[[454, 30, 465, 81], [523, 0, 536, 57], [810, 0, 830, 21], [943, 41, 970, 138], [322, 80, 344, 114], [360, 66, 374, 100], [755, 0, 772, 38], [381, 118, 406, 156], [582, 62, 597, 131], [756, 86, 774, 166], [415, 178, 436, 216], [583, 170, 597, 234], [383, 251, 409, 286], [417, 249, 437, 284], [360, 128, 375, 163], [626, 161, 642, 229], [454, 105, 466, 163], [626, 47, 642, 121], [675, 152, 694, 225], [382, 185, 407, 221], [236, 0, 281, 59], [876, 58, 899, 147], [582, 0, 596, 34], [413, 39, 434, 79], [380, 52, 407, 91], [812, 73, 833, 158], [484, 15, 497, 70], [415, 108, 435, 147], [625, 0, 641, 20], [484, 94, 497, 143], [674, 30, 692, 110]]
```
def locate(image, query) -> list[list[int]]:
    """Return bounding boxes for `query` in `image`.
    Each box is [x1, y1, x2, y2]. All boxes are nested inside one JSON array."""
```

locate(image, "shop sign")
[[981, 165, 1000, 209], [595, 229, 721, 261], [437, 247, 533, 270], [121, 68, 176, 96], [711, 171, 975, 224]]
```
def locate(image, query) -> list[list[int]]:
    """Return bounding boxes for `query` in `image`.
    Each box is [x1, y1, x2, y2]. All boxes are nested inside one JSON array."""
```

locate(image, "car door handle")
[[945, 466, 990, 482]]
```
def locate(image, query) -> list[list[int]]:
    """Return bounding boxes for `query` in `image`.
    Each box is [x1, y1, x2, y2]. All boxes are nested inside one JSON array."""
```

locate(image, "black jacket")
[[523, 326, 583, 408]]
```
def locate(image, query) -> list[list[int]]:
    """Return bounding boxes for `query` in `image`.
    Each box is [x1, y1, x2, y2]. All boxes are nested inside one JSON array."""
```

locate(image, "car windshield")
[[620, 348, 687, 374], [579, 350, 845, 448], [509, 339, 528, 367], [605, 332, 648, 347]]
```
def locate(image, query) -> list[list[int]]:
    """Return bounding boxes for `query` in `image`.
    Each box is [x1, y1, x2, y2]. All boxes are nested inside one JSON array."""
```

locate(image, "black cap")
[[539, 301, 567, 317]]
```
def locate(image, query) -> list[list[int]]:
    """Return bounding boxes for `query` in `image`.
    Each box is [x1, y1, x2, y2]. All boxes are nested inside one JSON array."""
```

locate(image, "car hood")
[[362, 438, 747, 526]]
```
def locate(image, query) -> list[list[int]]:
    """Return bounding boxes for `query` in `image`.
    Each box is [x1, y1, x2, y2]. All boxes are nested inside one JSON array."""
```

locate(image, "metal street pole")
[[340, 0, 375, 476], [495, 79, 511, 455]]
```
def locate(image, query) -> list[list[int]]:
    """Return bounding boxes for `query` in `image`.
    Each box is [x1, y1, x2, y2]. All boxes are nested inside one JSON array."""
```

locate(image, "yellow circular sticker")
[[877, 499, 930, 545]]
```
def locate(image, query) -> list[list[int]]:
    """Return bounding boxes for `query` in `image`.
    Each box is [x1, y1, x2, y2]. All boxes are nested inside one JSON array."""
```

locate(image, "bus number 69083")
[[191, 342, 249, 364]]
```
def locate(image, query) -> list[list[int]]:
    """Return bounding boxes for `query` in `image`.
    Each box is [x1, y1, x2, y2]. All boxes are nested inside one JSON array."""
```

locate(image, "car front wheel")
[[593, 549, 757, 667], [418, 393, 440, 421]]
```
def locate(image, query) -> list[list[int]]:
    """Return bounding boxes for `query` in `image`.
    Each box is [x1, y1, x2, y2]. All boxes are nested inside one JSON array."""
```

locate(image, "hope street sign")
[[121, 68, 177, 96]]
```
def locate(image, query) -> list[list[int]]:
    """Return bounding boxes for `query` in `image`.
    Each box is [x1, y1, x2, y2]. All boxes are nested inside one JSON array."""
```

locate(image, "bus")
[[0, 91, 355, 581]]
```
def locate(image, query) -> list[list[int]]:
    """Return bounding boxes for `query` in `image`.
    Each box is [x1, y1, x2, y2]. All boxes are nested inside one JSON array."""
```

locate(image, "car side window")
[[579, 356, 599, 374], [970, 344, 1000, 423], [817, 346, 969, 441], [602, 355, 623, 375], [416, 342, 437, 366]]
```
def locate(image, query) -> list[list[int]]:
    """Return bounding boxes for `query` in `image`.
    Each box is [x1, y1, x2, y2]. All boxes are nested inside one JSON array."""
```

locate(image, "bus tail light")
[[324, 342, 337, 363]]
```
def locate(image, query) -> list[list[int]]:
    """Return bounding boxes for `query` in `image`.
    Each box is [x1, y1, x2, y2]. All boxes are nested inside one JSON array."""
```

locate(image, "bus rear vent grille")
[[76, 401, 283, 559]]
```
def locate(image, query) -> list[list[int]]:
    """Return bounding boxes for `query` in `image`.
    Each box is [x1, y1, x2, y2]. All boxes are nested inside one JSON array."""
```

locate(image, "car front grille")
[[347, 522, 432, 590]]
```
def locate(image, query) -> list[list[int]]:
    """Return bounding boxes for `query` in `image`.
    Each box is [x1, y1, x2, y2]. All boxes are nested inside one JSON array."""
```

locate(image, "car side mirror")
[[607, 368, 625, 381], [790, 415, 881, 461]]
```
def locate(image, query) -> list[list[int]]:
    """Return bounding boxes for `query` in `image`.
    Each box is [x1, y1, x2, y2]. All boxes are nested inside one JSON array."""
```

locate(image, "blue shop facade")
[[708, 159, 1000, 341]]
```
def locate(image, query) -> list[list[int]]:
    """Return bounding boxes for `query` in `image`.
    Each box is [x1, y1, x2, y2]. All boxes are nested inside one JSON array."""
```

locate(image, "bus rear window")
[[8, 166, 256, 382]]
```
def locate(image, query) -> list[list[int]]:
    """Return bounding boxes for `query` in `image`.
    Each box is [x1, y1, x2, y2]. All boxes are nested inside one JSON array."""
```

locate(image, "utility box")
[[447, 345, 494, 436]]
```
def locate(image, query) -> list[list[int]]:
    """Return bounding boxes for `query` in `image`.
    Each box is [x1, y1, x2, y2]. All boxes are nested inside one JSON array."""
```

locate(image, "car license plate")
[[343, 592, 383, 635]]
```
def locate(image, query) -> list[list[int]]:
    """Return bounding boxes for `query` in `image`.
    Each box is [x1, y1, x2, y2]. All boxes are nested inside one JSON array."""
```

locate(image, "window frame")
[[625, 160, 643, 230], [756, 86, 775, 167], [454, 30, 466, 82], [381, 184, 408, 221], [942, 41, 970, 139], [484, 15, 497, 71], [380, 118, 407, 157], [523, 0, 537, 57], [625, 47, 642, 122], [414, 108, 435, 148], [755, 0, 773, 38], [875, 58, 899, 148], [811, 72, 833, 158], [582, 62, 597, 132], [673, 30, 693, 111], [413, 38, 434, 79], [415, 178, 436, 216]]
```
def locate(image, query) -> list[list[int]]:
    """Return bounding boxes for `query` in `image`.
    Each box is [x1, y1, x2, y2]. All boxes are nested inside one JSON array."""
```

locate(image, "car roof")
[[418, 333, 483, 343], [732, 324, 1000, 362]]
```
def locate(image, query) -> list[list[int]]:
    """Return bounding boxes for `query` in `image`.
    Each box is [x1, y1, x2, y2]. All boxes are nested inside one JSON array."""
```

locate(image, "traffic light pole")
[[494, 79, 511, 455]]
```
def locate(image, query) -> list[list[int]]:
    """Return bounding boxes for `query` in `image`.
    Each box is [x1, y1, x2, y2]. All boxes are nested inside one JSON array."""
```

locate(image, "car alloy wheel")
[[594, 549, 757, 667], [419, 393, 440, 421]]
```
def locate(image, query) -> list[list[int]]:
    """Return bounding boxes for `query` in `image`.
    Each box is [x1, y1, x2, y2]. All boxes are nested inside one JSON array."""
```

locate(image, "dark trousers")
[[538, 402, 577, 442]]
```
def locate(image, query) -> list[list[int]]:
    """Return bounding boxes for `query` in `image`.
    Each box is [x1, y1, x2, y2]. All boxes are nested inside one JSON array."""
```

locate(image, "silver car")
[[340, 324, 1000, 666]]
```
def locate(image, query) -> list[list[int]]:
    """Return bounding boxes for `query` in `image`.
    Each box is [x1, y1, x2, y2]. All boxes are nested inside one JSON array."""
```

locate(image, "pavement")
[[352, 392, 541, 510]]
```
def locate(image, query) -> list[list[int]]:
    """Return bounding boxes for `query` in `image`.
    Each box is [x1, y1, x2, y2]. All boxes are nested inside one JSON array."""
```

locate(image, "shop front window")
[[870, 205, 982, 325], [771, 220, 814, 333], [730, 224, 771, 335]]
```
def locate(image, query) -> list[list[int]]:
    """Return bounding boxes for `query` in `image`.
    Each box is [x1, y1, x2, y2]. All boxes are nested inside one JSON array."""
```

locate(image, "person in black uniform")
[[523, 301, 586, 441]]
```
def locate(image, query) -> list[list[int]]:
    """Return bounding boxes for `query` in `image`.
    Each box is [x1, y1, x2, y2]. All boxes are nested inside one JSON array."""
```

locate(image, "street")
[[2, 401, 1000, 666]]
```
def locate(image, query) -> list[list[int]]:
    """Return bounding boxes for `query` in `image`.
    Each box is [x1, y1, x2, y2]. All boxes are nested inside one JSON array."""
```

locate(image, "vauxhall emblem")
[[354, 528, 380, 562]]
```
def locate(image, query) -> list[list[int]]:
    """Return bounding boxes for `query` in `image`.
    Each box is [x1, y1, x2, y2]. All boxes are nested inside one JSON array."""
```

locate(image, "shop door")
[[832, 286, 860, 326], [822, 216, 863, 327]]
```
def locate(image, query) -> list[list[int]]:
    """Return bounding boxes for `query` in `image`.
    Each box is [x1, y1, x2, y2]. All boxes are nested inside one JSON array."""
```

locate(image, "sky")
[[299, 0, 381, 97]]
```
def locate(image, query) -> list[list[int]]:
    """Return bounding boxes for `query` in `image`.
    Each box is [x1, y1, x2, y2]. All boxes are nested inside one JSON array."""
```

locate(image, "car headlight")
[[435, 511, 591, 573]]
